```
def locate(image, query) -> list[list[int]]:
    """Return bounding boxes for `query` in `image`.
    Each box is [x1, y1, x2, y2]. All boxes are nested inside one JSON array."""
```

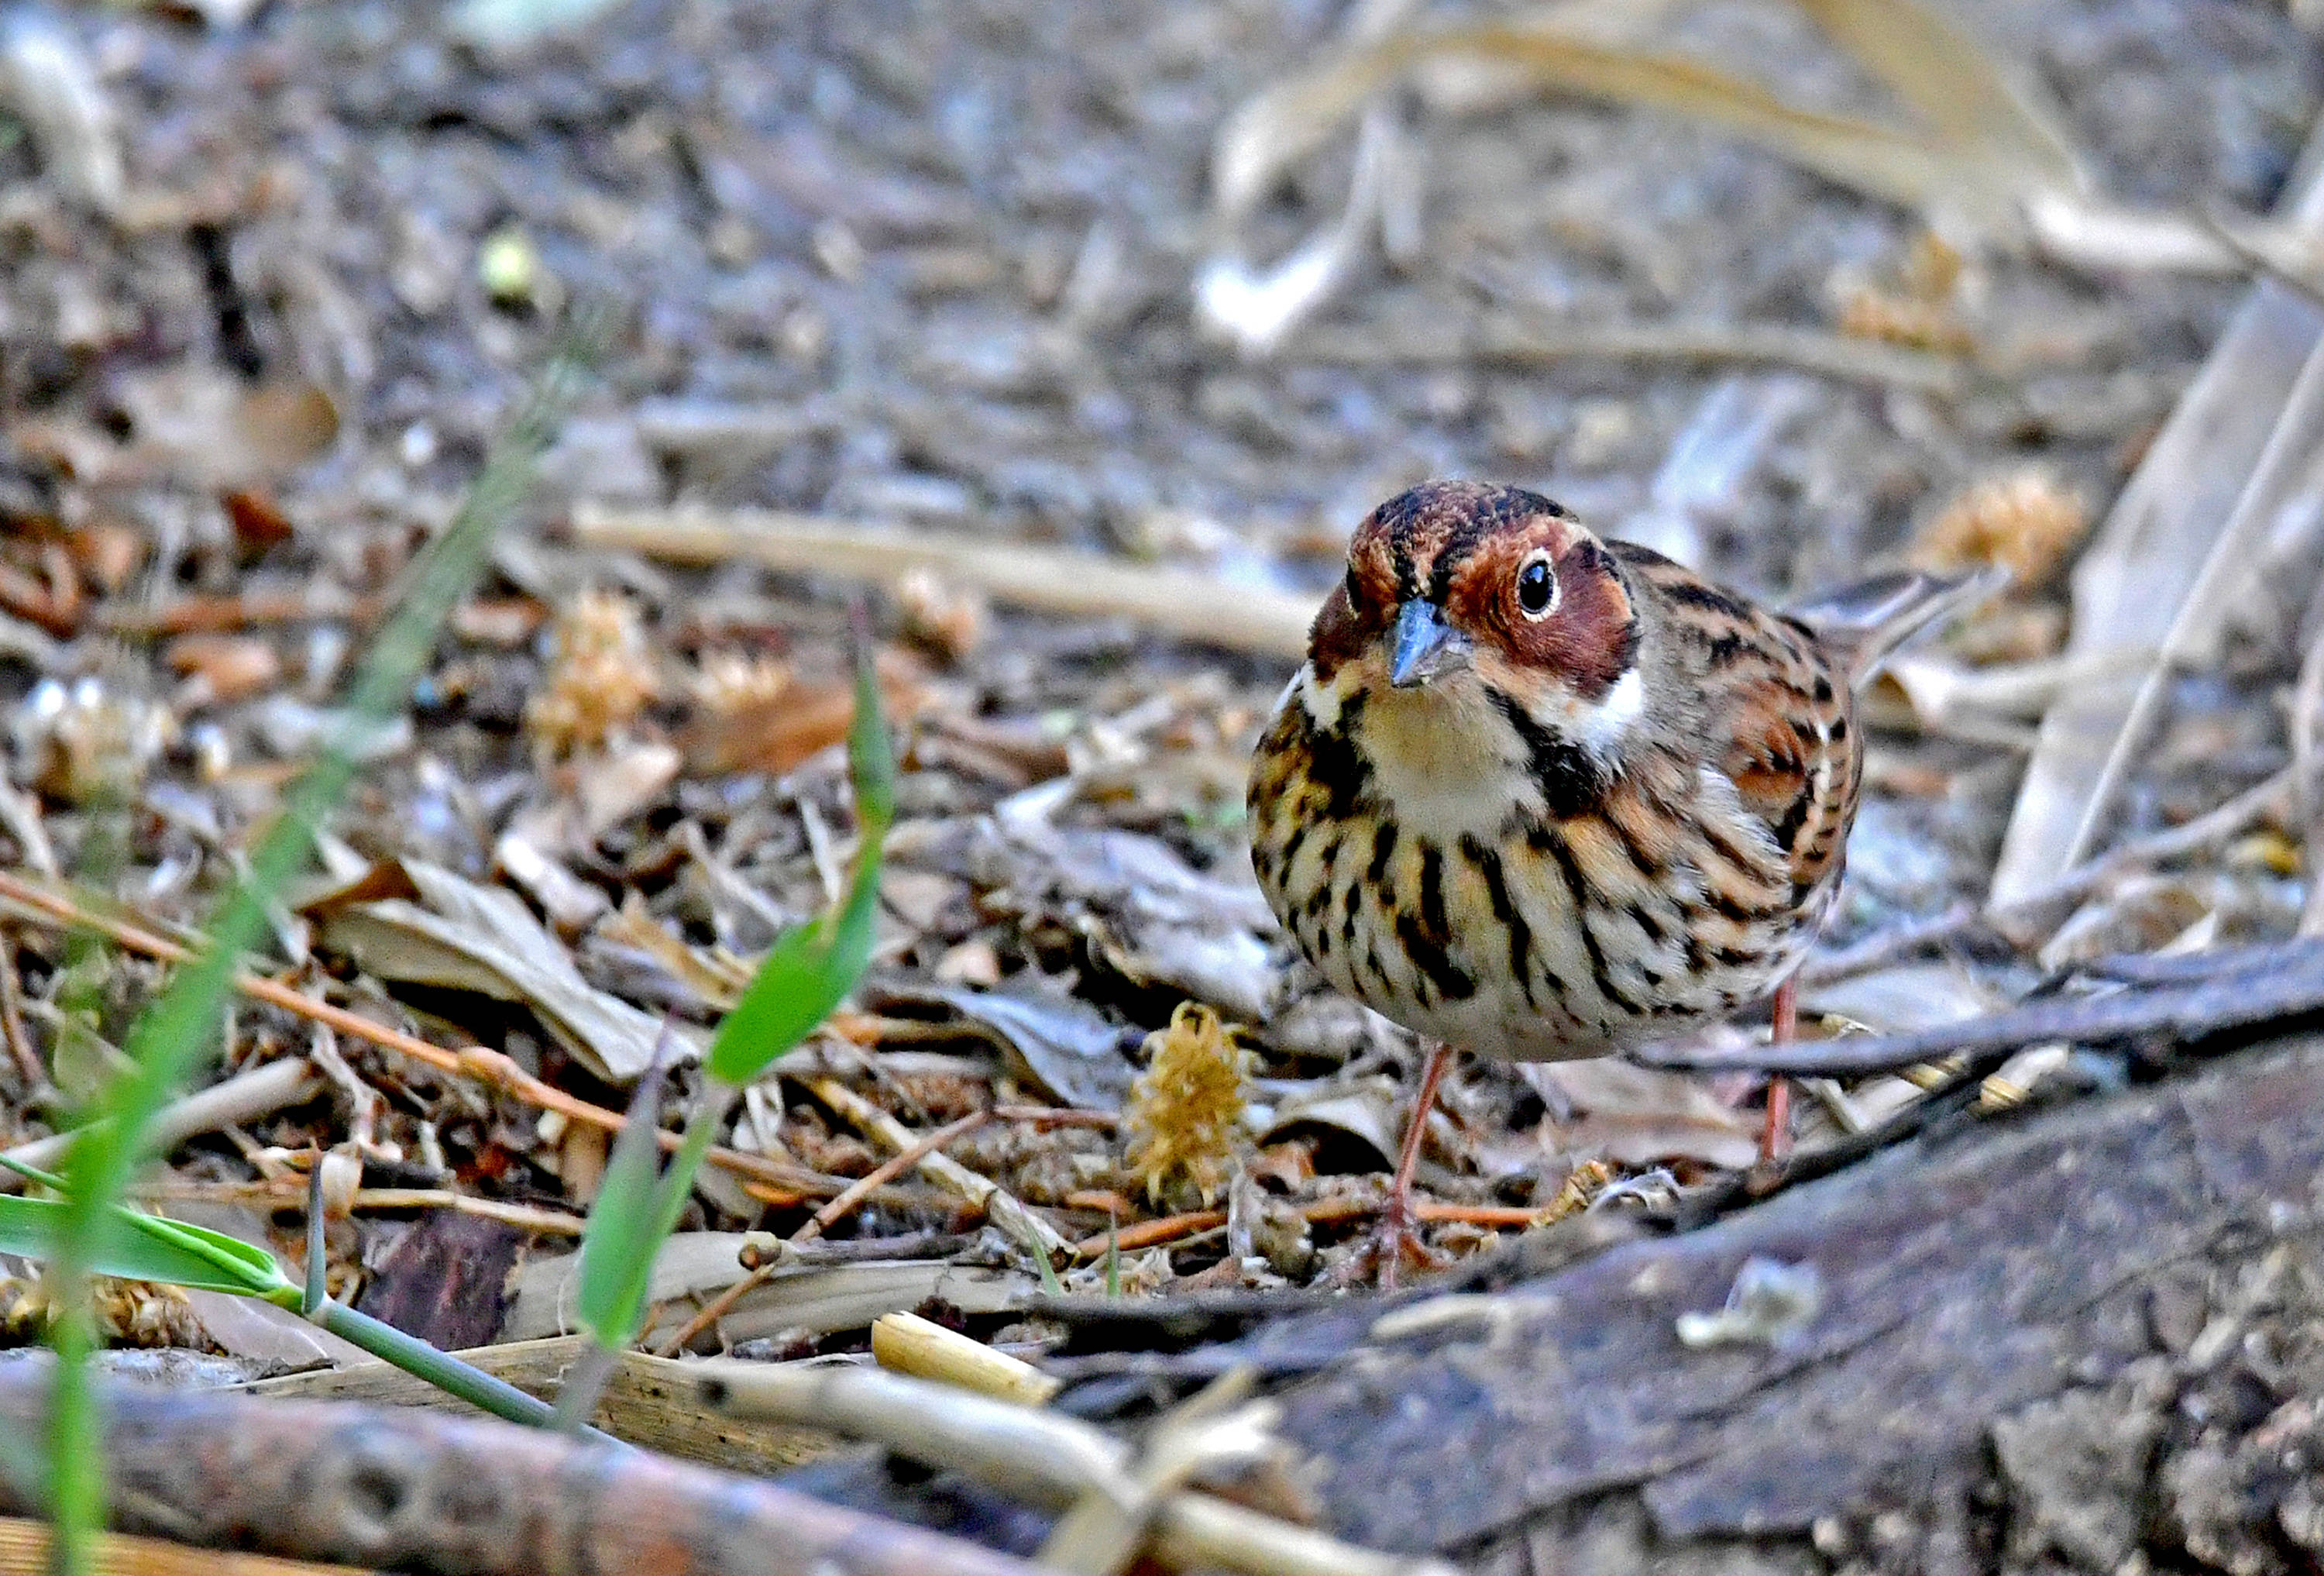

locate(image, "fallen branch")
[[0, 1362, 1037, 1576], [1636, 934, 2324, 1075], [1159, 1036, 2324, 1567], [572, 505, 1317, 660]]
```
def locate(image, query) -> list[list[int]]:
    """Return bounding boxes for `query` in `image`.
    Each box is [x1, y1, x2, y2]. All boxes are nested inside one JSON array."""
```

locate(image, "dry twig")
[[693, 1358, 1457, 1576], [572, 505, 1315, 659], [0, 870, 852, 1199]]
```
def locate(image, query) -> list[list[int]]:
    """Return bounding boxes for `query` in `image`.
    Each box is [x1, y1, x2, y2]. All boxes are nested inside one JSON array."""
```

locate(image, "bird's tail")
[[1785, 566, 2008, 687]]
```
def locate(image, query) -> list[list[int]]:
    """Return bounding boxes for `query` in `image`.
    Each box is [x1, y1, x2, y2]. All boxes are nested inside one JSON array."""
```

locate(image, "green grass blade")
[[0, 1196, 297, 1302], [1024, 1220, 1065, 1297], [573, 1049, 675, 1347], [703, 629, 893, 1084], [310, 1299, 619, 1441], [36, 318, 599, 1576]]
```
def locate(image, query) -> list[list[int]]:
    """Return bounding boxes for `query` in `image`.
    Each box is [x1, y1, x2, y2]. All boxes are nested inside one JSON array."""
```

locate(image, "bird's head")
[[1311, 481, 1642, 739]]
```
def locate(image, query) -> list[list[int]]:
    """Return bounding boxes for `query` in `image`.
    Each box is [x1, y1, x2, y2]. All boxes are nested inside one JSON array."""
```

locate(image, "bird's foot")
[[1325, 1175, 1449, 1290]]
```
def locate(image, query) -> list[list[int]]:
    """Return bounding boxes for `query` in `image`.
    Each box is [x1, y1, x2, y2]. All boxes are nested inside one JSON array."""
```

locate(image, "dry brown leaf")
[[1787, 0, 2087, 198], [1215, 24, 2006, 239], [598, 891, 755, 1011], [309, 857, 699, 1083], [165, 633, 284, 705], [679, 648, 923, 779], [1525, 1059, 1759, 1170]]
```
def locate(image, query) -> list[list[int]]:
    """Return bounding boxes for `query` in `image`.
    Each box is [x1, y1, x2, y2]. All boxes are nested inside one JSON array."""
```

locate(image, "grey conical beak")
[[1388, 599, 1468, 688]]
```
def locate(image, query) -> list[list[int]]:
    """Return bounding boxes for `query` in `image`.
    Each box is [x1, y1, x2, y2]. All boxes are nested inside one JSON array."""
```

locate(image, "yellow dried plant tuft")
[[1122, 1001, 1250, 1209], [1834, 232, 1973, 355], [1912, 470, 2090, 588], [689, 649, 792, 715], [526, 588, 660, 755]]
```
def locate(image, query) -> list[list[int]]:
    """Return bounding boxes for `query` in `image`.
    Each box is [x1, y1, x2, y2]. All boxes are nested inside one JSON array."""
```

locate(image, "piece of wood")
[[242, 1333, 838, 1474], [0, 1518, 376, 1576], [1196, 1036, 2324, 1567], [1633, 933, 2324, 1075], [0, 1364, 1043, 1576]]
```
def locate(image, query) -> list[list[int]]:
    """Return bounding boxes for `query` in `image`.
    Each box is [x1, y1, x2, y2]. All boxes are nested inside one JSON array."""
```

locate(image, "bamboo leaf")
[[1789, 0, 2088, 195], [1214, 12, 2100, 248]]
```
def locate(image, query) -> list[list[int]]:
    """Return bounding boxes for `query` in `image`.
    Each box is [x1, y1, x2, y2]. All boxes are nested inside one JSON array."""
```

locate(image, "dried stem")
[[803, 1074, 1071, 1258], [0, 870, 851, 1199]]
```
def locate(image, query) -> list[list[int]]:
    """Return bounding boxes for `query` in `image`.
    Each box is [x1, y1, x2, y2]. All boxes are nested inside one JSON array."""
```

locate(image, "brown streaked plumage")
[[1247, 480, 1986, 1277]]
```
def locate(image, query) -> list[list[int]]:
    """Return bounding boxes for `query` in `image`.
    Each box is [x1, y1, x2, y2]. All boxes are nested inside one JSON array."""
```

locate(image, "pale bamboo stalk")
[[871, 1310, 1061, 1406]]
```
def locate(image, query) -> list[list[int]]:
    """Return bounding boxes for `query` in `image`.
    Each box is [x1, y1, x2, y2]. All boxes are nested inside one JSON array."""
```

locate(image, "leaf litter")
[[0, 0, 2312, 1546]]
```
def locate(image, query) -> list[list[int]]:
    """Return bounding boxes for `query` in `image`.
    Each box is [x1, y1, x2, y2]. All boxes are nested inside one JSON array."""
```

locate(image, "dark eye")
[[1516, 556, 1557, 618]]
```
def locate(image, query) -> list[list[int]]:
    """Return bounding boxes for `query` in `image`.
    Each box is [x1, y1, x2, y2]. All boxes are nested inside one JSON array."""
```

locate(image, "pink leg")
[[1370, 1042, 1454, 1290], [1760, 976, 1798, 1164]]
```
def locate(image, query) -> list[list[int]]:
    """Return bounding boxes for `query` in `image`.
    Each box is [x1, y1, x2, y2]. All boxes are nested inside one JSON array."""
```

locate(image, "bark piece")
[[1243, 1039, 2324, 1559]]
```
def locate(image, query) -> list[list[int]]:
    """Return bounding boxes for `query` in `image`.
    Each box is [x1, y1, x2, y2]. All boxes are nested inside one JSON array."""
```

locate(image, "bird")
[[1246, 479, 1989, 1283]]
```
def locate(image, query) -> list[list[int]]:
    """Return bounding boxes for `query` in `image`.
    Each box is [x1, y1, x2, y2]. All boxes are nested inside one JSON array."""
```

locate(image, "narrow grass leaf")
[[573, 1049, 675, 1347], [703, 632, 894, 1084], [1790, 0, 2089, 195], [1024, 1221, 1065, 1298], [35, 317, 598, 1576], [1217, 24, 2010, 242], [0, 1196, 297, 1303]]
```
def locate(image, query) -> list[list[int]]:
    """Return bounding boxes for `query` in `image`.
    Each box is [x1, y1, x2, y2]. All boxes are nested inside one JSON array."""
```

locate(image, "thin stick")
[[1993, 764, 2297, 934], [651, 1110, 995, 1358], [802, 1075, 1071, 1258], [1799, 901, 1976, 986], [575, 505, 1317, 660], [1071, 1197, 1573, 1257], [793, 1111, 991, 1244], [1078, 1209, 1228, 1257], [2, 1056, 321, 1191], [0, 934, 44, 1096], [648, 1263, 772, 1358], [1297, 316, 1964, 394], [1791, 766, 2296, 982], [0, 869, 851, 1199]]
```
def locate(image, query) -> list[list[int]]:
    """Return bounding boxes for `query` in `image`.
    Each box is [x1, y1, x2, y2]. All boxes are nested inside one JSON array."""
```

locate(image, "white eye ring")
[[1515, 551, 1559, 620]]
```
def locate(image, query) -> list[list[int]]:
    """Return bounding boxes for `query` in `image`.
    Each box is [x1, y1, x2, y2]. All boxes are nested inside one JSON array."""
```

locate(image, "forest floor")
[[0, 1, 2319, 1571]]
